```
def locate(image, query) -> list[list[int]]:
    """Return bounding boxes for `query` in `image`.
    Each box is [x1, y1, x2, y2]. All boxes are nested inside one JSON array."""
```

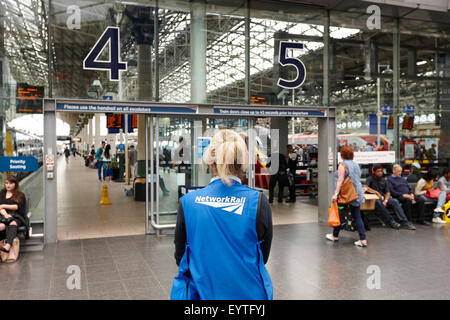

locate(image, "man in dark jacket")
[[387, 164, 430, 226], [364, 165, 415, 230], [267, 148, 290, 204]]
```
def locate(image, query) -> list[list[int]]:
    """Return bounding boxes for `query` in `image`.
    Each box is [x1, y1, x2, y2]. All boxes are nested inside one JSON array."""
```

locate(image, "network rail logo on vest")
[[195, 195, 246, 215]]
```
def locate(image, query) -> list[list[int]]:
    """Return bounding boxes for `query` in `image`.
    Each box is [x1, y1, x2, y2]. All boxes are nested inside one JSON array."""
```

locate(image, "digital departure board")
[[402, 116, 414, 130], [107, 114, 137, 133], [16, 83, 44, 113], [131, 114, 137, 129], [250, 95, 269, 105], [387, 116, 394, 129], [107, 114, 123, 129]]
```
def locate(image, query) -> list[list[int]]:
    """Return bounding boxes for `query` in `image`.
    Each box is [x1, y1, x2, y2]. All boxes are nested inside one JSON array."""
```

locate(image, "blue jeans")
[[333, 205, 366, 241], [97, 160, 103, 180], [418, 191, 447, 218], [374, 199, 396, 226], [386, 198, 410, 225]]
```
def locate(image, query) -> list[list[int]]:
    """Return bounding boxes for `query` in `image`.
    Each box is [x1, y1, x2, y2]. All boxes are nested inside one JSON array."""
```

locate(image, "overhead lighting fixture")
[[416, 61, 427, 66], [381, 65, 393, 74]]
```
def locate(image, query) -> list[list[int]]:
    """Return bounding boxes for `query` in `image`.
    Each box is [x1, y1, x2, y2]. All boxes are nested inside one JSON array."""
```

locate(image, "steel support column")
[[190, 0, 207, 104], [244, 0, 250, 103], [44, 101, 57, 243], [318, 9, 335, 223], [393, 18, 401, 163]]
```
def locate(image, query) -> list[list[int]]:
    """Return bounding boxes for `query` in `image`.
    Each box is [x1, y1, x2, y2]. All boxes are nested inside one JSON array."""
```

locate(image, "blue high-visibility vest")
[[171, 176, 273, 300]]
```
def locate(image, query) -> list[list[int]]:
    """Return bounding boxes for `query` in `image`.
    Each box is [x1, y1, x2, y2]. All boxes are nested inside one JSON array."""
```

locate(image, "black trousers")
[[397, 196, 425, 222], [269, 173, 295, 202], [1, 219, 21, 245]]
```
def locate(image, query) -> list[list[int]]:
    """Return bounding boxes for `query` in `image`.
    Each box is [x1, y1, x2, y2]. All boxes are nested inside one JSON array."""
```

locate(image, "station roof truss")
[[2, 1, 450, 135]]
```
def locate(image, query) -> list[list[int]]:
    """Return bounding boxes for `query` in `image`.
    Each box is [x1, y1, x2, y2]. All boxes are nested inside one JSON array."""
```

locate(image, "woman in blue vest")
[[171, 129, 273, 300]]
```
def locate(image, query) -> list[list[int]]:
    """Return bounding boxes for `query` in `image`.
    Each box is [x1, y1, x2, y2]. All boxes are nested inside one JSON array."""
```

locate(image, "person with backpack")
[[95, 141, 106, 181], [102, 144, 113, 182]]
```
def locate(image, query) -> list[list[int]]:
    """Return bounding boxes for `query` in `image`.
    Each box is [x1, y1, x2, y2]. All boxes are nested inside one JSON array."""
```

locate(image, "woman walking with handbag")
[[171, 129, 273, 300], [326, 145, 367, 247]]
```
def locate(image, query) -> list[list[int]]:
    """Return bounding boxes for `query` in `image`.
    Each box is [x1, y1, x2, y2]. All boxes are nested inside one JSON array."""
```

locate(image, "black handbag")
[[338, 206, 357, 232]]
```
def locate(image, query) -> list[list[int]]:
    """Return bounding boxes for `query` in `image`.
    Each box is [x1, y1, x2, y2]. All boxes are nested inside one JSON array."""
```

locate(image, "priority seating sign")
[[0, 156, 38, 172]]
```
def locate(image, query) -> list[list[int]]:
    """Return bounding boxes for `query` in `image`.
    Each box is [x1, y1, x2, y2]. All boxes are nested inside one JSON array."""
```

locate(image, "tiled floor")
[[56, 155, 318, 240], [5, 222, 450, 300]]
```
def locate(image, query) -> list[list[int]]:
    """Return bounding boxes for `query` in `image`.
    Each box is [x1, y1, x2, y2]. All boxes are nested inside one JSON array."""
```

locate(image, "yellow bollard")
[[100, 184, 112, 205], [443, 211, 450, 224], [443, 201, 450, 223]]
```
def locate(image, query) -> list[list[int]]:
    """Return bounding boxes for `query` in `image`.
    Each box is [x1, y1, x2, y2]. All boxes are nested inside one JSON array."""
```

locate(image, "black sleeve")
[[174, 201, 187, 266], [364, 176, 371, 187], [256, 192, 273, 265], [16, 195, 26, 216]]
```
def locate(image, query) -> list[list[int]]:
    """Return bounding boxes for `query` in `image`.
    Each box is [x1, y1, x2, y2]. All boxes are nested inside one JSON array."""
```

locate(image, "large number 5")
[[83, 27, 127, 81], [277, 41, 306, 89]]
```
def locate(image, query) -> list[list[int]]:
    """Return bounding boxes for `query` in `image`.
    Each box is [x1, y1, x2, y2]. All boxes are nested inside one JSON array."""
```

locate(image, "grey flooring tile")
[[0, 287, 12, 299], [116, 261, 154, 280], [11, 276, 52, 291], [9, 287, 50, 300], [84, 254, 115, 266], [87, 280, 129, 300]]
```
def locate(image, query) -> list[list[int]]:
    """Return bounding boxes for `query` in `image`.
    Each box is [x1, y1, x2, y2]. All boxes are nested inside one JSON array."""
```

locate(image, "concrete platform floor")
[[2, 222, 449, 300]]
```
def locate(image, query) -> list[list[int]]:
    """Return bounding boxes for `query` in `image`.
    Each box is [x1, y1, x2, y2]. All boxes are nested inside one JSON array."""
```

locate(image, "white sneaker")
[[354, 240, 367, 247], [326, 234, 338, 242], [434, 208, 445, 213], [432, 217, 447, 224]]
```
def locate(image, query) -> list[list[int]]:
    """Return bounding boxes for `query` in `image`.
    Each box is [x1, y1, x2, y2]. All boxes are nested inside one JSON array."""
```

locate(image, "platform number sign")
[[277, 41, 306, 89], [83, 27, 127, 81]]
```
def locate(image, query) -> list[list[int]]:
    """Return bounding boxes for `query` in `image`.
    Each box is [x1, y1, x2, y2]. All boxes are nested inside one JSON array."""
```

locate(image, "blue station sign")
[[56, 103, 198, 114], [403, 105, 415, 114], [0, 156, 38, 172], [214, 107, 327, 117]]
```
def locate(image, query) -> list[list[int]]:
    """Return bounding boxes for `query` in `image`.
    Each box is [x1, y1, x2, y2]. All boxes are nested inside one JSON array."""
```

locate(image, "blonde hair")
[[203, 130, 249, 186]]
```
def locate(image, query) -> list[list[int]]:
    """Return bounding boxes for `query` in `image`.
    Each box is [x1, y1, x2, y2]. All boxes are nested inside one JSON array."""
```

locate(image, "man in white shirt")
[[437, 168, 450, 195]]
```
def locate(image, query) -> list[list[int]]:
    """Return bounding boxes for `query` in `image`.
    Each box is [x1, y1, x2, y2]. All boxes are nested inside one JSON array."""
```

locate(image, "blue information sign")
[[369, 114, 387, 134], [380, 105, 392, 114], [214, 107, 326, 117], [403, 105, 415, 114], [0, 156, 38, 172], [56, 103, 198, 114], [197, 137, 211, 159]]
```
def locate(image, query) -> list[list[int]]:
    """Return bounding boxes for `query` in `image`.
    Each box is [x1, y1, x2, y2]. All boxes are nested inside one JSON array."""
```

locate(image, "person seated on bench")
[[407, 162, 422, 183], [437, 168, 450, 198], [387, 164, 431, 226], [0, 176, 27, 253], [414, 171, 446, 224], [364, 165, 415, 230]]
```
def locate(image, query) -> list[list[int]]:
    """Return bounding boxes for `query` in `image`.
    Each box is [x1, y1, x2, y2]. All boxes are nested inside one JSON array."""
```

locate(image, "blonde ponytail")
[[203, 130, 249, 185]]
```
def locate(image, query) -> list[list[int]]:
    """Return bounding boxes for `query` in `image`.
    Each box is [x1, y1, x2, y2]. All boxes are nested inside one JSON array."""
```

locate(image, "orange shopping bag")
[[328, 201, 341, 227]]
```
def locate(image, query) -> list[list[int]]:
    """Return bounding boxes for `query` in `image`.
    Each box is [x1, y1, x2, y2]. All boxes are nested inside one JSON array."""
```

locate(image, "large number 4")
[[277, 41, 306, 89], [83, 27, 127, 81]]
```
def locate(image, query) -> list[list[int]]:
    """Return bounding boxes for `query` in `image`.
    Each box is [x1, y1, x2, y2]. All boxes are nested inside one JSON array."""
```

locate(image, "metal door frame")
[[145, 115, 256, 234], [44, 98, 335, 243]]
